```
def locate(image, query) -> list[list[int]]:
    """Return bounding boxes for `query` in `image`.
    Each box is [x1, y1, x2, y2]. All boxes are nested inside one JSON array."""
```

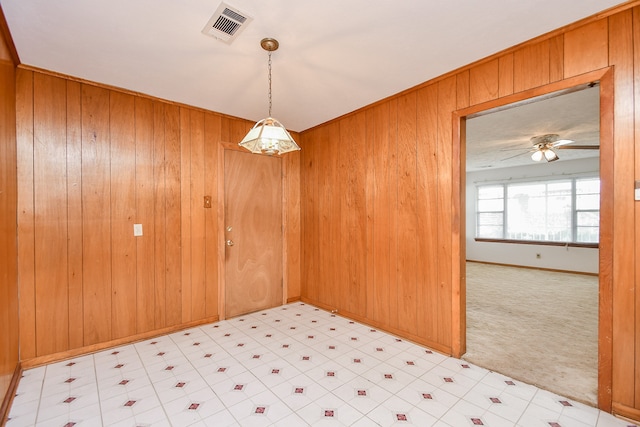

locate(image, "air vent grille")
[[202, 3, 252, 44]]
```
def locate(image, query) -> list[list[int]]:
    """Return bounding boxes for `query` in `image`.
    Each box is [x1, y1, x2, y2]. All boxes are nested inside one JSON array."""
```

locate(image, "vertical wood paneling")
[[164, 104, 182, 326], [12, 70, 299, 368], [608, 9, 635, 408], [284, 148, 301, 302], [0, 29, 18, 400], [315, 127, 329, 307], [387, 99, 399, 331], [190, 110, 207, 320], [343, 112, 367, 317], [301, 128, 319, 304], [416, 84, 439, 341], [549, 35, 564, 82], [436, 76, 456, 346], [204, 113, 221, 316], [153, 102, 167, 328], [396, 92, 418, 336], [81, 84, 112, 345], [66, 81, 83, 349], [16, 69, 36, 359], [180, 108, 192, 322], [513, 40, 550, 92], [469, 60, 499, 106], [369, 103, 391, 325], [498, 54, 514, 97], [456, 70, 470, 109], [135, 97, 155, 333], [33, 73, 69, 355], [110, 91, 137, 339], [634, 7, 640, 410], [564, 19, 609, 78]]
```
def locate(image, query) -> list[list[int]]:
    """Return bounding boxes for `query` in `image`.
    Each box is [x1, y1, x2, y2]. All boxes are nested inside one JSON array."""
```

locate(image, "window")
[[476, 177, 599, 244]]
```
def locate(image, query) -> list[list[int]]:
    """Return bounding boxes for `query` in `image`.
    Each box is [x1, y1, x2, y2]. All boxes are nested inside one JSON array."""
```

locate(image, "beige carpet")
[[462, 261, 598, 406]]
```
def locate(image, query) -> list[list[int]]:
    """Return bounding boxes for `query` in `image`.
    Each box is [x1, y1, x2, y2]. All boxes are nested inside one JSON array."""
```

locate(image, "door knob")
[[226, 239, 235, 246]]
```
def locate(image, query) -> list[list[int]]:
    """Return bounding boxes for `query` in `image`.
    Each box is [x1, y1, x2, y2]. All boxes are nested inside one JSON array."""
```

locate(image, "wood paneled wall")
[[0, 6, 18, 415], [15, 69, 301, 362], [299, 5, 640, 420]]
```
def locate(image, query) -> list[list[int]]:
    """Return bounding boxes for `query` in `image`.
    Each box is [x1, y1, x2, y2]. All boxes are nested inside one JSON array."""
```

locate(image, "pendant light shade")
[[239, 117, 300, 155], [239, 38, 300, 156]]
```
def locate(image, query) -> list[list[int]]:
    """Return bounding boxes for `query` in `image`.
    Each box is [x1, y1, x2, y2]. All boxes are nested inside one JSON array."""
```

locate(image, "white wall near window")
[[466, 157, 599, 274]]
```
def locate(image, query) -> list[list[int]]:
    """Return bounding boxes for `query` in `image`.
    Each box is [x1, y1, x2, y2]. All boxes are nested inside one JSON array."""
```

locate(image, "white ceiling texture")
[[1, 0, 623, 167]]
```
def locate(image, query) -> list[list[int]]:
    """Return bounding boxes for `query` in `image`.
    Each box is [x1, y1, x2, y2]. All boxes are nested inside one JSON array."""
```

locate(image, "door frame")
[[452, 67, 614, 411], [216, 141, 299, 320]]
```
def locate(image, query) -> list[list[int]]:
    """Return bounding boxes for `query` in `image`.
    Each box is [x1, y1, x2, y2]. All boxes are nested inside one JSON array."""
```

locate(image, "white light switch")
[[133, 223, 143, 236], [636, 181, 640, 201]]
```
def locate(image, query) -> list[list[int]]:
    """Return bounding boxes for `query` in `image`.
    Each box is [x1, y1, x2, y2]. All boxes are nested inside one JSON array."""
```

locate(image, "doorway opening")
[[454, 68, 613, 411]]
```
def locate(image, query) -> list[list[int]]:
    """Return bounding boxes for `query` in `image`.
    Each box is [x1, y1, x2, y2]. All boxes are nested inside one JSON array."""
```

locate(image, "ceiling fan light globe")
[[544, 149, 559, 161], [531, 150, 544, 162]]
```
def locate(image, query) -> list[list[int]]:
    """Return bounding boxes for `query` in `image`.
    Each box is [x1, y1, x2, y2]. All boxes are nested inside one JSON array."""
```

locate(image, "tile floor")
[[6, 303, 638, 427]]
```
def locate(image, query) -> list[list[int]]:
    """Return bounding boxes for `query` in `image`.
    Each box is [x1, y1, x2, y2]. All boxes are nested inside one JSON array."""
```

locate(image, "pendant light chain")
[[267, 50, 273, 118]]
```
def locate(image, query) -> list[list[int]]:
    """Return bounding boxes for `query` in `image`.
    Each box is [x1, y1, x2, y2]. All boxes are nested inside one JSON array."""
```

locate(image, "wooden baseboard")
[[0, 364, 22, 425], [21, 315, 219, 369], [286, 296, 301, 303], [612, 402, 640, 423]]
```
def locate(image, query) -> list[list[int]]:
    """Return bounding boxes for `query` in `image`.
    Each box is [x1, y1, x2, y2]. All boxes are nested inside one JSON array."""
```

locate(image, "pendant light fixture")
[[239, 38, 301, 156]]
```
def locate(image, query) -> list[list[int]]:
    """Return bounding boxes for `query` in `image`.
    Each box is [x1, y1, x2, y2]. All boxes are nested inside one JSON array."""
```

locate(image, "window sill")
[[474, 238, 598, 249]]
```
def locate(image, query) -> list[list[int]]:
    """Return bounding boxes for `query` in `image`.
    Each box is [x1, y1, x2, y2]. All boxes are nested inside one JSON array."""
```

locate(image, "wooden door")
[[224, 150, 283, 318]]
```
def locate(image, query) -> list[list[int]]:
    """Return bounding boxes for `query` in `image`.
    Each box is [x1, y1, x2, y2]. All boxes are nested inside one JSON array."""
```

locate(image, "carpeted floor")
[[462, 261, 598, 406]]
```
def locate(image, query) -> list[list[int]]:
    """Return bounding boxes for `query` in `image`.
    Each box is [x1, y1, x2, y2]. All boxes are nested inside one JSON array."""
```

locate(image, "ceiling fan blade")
[[500, 150, 532, 161], [552, 139, 575, 147], [556, 145, 599, 150]]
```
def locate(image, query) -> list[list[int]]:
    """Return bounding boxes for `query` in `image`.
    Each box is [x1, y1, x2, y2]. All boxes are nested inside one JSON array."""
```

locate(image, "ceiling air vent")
[[201, 3, 252, 44]]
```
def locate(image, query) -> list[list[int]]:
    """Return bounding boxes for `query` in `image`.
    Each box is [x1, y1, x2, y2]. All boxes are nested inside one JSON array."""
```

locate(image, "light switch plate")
[[636, 181, 640, 201], [133, 223, 143, 236]]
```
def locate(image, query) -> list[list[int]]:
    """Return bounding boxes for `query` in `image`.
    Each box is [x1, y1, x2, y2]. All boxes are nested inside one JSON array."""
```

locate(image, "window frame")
[[474, 176, 600, 248]]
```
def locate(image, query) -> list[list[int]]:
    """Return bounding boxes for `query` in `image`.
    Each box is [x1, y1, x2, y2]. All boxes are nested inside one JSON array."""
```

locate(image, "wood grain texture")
[[416, 84, 439, 341], [0, 25, 18, 408], [224, 150, 283, 318], [180, 108, 192, 323], [564, 19, 609, 78], [469, 60, 498, 106], [110, 91, 137, 339], [549, 35, 565, 82], [204, 113, 221, 318], [16, 69, 36, 359], [634, 7, 640, 411], [163, 104, 182, 326], [608, 9, 635, 408], [66, 81, 83, 350], [396, 92, 418, 336], [436, 76, 455, 347], [135, 96, 155, 333], [152, 101, 167, 329], [33, 72, 69, 355], [189, 110, 207, 321], [498, 54, 514, 98], [513, 40, 550, 92], [81, 84, 112, 345]]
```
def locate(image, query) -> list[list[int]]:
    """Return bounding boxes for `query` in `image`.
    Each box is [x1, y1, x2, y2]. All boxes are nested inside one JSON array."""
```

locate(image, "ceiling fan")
[[503, 133, 600, 163]]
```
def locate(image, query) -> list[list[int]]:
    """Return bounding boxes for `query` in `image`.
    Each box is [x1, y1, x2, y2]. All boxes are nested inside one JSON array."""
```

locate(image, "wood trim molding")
[[20, 316, 219, 369], [612, 402, 640, 423], [0, 364, 22, 426], [453, 66, 614, 412]]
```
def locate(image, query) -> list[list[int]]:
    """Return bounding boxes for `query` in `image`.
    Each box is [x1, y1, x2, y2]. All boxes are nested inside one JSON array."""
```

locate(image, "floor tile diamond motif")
[[5, 302, 637, 427]]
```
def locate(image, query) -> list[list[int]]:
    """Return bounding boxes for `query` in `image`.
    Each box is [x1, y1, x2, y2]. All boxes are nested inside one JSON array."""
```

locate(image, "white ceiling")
[[466, 84, 600, 171], [0, 0, 624, 134]]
